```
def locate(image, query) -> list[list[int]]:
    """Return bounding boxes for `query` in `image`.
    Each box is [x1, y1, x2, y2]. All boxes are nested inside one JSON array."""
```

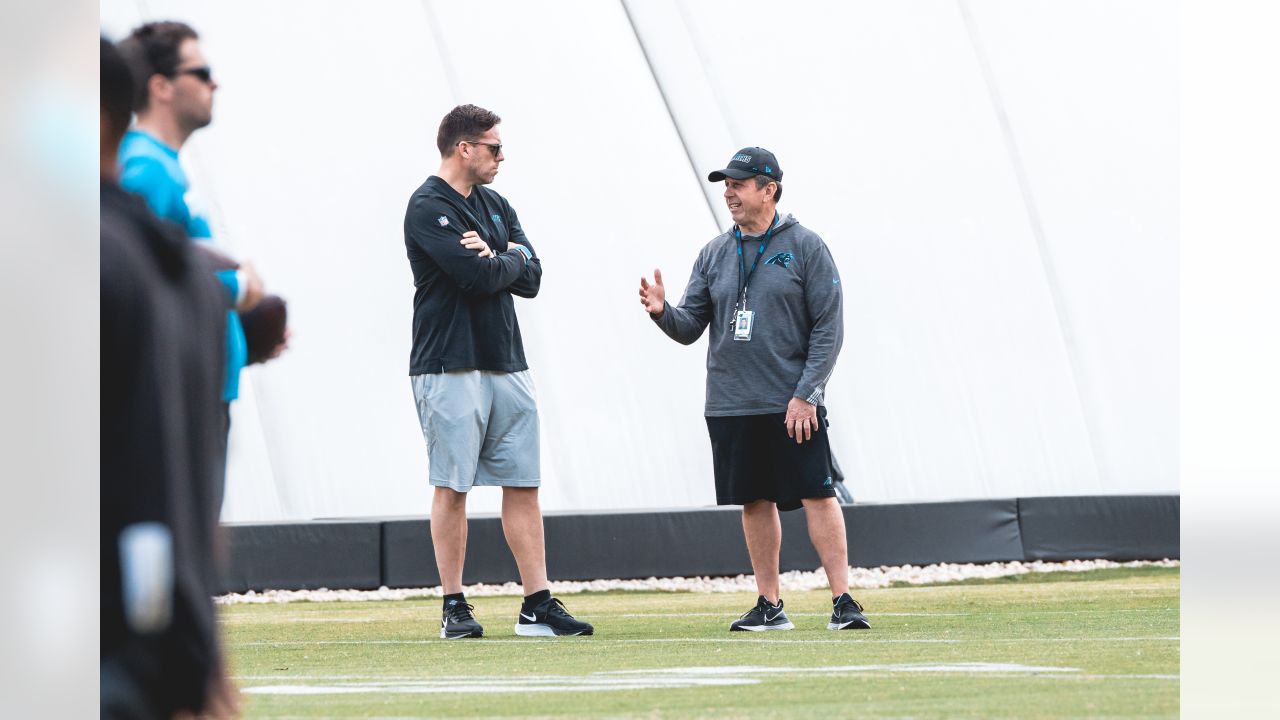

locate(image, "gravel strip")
[[215, 558, 1178, 605]]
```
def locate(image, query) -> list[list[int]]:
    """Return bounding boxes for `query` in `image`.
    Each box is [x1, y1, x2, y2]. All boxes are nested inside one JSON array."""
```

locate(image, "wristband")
[[234, 269, 249, 305]]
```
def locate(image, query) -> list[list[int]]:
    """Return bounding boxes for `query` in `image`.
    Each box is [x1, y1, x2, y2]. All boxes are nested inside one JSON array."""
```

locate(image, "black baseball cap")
[[707, 147, 783, 183]]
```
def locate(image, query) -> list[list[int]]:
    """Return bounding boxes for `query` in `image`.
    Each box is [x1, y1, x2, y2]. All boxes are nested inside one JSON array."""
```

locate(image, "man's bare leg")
[[801, 496, 850, 597], [431, 487, 469, 594], [501, 486, 549, 595], [741, 500, 782, 604]]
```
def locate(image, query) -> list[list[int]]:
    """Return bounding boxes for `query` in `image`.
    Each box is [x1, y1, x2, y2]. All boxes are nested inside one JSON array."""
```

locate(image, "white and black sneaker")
[[828, 593, 871, 630], [440, 599, 483, 639], [730, 596, 794, 631], [514, 597, 594, 637]]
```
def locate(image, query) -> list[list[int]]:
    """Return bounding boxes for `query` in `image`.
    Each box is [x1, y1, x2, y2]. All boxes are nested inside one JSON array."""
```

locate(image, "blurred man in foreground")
[[100, 36, 238, 718]]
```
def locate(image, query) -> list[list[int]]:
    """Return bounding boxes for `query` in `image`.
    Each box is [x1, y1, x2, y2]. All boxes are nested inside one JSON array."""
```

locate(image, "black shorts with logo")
[[705, 406, 837, 511]]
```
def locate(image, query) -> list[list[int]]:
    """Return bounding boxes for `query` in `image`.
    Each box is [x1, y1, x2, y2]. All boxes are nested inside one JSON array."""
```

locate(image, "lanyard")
[[735, 212, 779, 310]]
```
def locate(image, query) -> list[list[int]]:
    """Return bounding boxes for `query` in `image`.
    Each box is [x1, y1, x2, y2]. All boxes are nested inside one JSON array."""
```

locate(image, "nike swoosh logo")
[[765, 611, 783, 622], [520, 612, 537, 622]]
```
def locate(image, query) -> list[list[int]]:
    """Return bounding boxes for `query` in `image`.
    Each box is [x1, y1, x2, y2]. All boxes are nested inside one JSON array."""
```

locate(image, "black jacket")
[[403, 176, 542, 374], [101, 181, 227, 717]]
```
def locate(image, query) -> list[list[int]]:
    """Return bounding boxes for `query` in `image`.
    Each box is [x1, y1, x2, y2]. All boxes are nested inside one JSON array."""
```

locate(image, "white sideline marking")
[[240, 662, 1095, 696], [244, 677, 755, 695], [238, 666, 1177, 676], [1060, 674, 1180, 681], [601, 662, 1078, 675], [238, 636, 1178, 647], [892, 583, 1174, 593]]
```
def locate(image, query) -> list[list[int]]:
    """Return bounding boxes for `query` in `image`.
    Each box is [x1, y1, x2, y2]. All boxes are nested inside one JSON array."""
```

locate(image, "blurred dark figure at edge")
[[100, 36, 239, 719]]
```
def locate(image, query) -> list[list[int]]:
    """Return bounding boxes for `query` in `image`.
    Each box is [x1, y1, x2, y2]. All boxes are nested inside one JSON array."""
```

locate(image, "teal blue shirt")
[[119, 130, 247, 402]]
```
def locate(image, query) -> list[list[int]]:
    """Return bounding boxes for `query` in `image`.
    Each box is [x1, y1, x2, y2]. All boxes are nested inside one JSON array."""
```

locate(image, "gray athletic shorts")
[[411, 369, 540, 492]]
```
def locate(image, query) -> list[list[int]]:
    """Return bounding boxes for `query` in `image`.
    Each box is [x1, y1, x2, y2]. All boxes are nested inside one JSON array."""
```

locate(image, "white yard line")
[[235, 663, 1177, 696], [237, 635, 1178, 647]]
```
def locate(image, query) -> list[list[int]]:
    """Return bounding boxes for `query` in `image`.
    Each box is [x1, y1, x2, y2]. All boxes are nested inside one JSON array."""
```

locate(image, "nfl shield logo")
[[437, 215, 449, 226]]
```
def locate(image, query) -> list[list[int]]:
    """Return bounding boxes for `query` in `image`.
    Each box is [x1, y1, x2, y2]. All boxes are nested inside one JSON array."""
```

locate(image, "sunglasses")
[[460, 139, 502, 156], [173, 66, 214, 85]]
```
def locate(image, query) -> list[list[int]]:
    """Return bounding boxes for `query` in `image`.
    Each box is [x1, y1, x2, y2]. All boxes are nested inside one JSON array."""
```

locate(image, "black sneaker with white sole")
[[828, 593, 871, 630], [514, 597, 594, 637], [730, 596, 794, 631], [440, 599, 483, 639]]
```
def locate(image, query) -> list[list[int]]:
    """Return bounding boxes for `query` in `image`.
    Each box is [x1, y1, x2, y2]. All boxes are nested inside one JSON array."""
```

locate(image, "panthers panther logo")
[[765, 251, 794, 269]]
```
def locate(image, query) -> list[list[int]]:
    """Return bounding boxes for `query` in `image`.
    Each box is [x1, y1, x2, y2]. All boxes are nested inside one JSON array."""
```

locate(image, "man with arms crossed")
[[639, 147, 870, 631], [404, 104, 592, 638]]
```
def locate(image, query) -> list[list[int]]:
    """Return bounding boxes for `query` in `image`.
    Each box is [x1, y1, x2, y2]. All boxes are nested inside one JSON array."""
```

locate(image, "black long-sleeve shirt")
[[101, 181, 227, 716], [404, 176, 542, 375]]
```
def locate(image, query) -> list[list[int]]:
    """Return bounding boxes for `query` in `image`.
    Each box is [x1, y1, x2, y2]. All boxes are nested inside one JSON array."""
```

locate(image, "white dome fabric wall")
[[100, 0, 1177, 521]]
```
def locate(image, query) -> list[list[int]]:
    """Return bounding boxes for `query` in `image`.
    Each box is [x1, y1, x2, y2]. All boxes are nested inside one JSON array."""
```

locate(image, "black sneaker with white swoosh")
[[828, 593, 871, 630], [440, 599, 483, 639], [730, 595, 795, 631], [514, 597, 594, 637]]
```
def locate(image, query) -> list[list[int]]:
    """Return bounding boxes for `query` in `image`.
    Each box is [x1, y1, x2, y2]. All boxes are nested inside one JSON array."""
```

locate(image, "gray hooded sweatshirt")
[[653, 213, 843, 416]]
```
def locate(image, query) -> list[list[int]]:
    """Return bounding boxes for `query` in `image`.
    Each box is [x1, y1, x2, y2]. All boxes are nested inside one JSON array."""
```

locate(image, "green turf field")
[[223, 566, 1178, 718]]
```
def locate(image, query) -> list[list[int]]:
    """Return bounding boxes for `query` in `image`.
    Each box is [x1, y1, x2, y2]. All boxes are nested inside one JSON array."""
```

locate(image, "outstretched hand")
[[639, 268, 665, 317]]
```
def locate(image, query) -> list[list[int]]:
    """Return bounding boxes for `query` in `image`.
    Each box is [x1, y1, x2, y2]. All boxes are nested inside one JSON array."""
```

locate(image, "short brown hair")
[[753, 175, 783, 202], [101, 37, 135, 150], [437, 104, 501, 157], [117, 21, 199, 113]]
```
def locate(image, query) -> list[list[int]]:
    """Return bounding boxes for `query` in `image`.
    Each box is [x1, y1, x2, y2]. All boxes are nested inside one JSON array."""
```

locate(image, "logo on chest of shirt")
[[491, 213, 503, 225], [765, 251, 795, 269], [437, 215, 449, 227]]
